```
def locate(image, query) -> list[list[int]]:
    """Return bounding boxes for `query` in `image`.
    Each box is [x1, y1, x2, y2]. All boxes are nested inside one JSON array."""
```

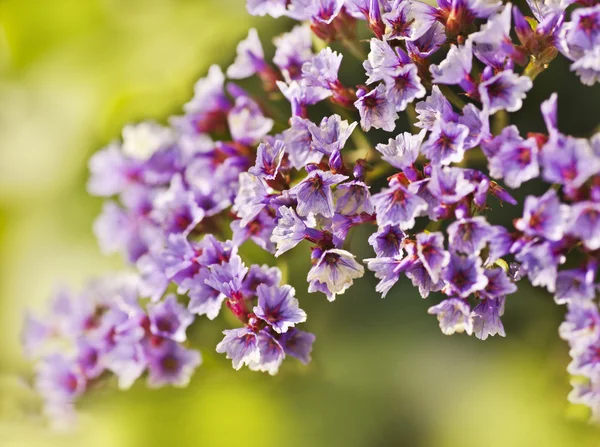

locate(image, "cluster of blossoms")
[[22, 0, 600, 425]]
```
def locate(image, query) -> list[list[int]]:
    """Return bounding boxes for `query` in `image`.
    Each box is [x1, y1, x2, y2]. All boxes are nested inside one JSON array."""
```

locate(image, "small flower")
[[254, 284, 307, 333], [283, 117, 325, 169], [488, 135, 540, 188], [187, 270, 226, 320], [479, 69, 532, 114], [147, 342, 202, 388], [248, 331, 285, 375], [273, 24, 314, 78], [414, 86, 457, 131], [290, 169, 348, 218], [447, 216, 495, 255], [368, 225, 406, 258], [216, 327, 260, 370], [307, 114, 358, 156], [278, 328, 315, 364], [248, 140, 286, 180], [272, 206, 318, 257], [307, 249, 365, 301], [354, 84, 399, 132], [429, 42, 473, 85], [428, 298, 473, 336], [515, 189, 570, 241], [559, 302, 600, 349], [121, 121, 174, 161], [334, 181, 374, 215], [35, 354, 86, 404], [363, 38, 408, 84], [443, 253, 489, 298], [471, 297, 506, 340], [376, 130, 426, 170], [554, 268, 596, 304], [364, 256, 408, 297], [566, 201, 600, 250], [205, 254, 249, 299], [421, 120, 471, 166], [541, 135, 600, 188], [383, 64, 427, 112], [416, 231, 449, 283], [302, 47, 342, 90], [228, 96, 274, 145], [515, 240, 563, 293], [227, 28, 266, 79], [427, 166, 476, 204], [148, 295, 194, 343], [372, 179, 428, 230], [382, 0, 437, 41]]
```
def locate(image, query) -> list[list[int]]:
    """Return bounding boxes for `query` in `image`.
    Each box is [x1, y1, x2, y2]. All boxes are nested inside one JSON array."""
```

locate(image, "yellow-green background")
[[1, 0, 600, 445]]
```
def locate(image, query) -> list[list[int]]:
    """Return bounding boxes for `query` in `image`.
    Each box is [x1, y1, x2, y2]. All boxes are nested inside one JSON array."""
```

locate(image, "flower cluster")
[[23, 0, 600, 425]]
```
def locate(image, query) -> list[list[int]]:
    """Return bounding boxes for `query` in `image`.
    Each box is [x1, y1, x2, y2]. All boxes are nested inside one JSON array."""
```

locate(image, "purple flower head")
[[35, 354, 86, 404], [228, 96, 274, 145], [428, 298, 473, 336], [148, 295, 194, 343], [372, 179, 428, 230], [488, 135, 539, 188], [121, 121, 174, 161], [147, 342, 201, 388], [471, 296, 506, 340], [568, 5, 600, 50], [187, 270, 226, 320], [87, 143, 140, 197], [273, 25, 314, 79], [104, 341, 146, 390], [428, 166, 476, 204], [383, 63, 427, 112], [22, 312, 53, 359], [368, 225, 406, 258], [567, 201, 600, 250], [376, 130, 426, 171], [272, 206, 318, 257], [414, 86, 458, 131], [406, 22, 446, 59], [515, 189, 570, 241], [429, 42, 473, 85], [151, 174, 205, 237], [382, 0, 437, 41], [277, 78, 331, 116], [365, 255, 410, 297], [254, 284, 307, 333], [568, 340, 600, 377], [302, 47, 342, 90], [422, 120, 470, 166], [278, 328, 315, 364], [283, 117, 325, 169], [448, 216, 495, 255], [248, 331, 285, 375], [334, 181, 374, 215], [231, 211, 276, 253], [541, 135, 600, 188], [241, 264, 282, 299], [443, 253, 489, 298], [479, 69, 532, 114], [307, 249, 365, 300], [227, 28, 266, 79], [559, 302, 600, 348], [308, 0, 345, 24], [290, 169, 348, 218], [468, 4, 514, 69], [184, 64, 229, 117], [416, 231, 450, 283], [554, 268, 596, 304], [458, 103, 490, 150], [482, 267, 518, 298], [355, 84, 399, 132], [205, 254, 249, 299], [515, 240, 563, 292], [233, 173, 271, 227], [248, 140, 285, 180], [216, 327, 260, 370], [307, 114, 358, 155], [363, 38, 409, 84], [406, 260, 445, 298]]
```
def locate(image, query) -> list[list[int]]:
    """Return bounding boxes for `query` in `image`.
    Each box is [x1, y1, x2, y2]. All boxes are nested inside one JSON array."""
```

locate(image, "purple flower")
[[254, 284, 306, 333], [471, 297, 506, 340], [541, 135, 600, 188], [375, 130, 426, 170], [566, 201, 600, 250], [354, 84, 399, 132], [515, 189, 569, 241], [372, 179, 428, 230], [273, 25, 314, 78], [248, 331, 285, 375], [121, 121, 174, 161], [365, 255, 409, 297], [146, 342, 202, 388], [187, 270, 226, 320], [416, 231, 449, 283], [216, 327, 260, 370], [307, 249, 365, 300], [488, 135, 540, 188], [559, 302, 600, 348], [248, 140, 285, 180], [515, 240, 563, 292], [448, 216, 495, 255], [241, 264, 282, 299], [227, 28, 266, 79], [428, 298, 473, 336], [290, 169, 348, 218], [272, 206, 318, 257], [368, 225, 406, 258], [482, 267, 518, 298], [278, 328, 315, 364], [152, 174, 205, 236], [35, 354, 86, 404], [247, 0, 289, 17], [307, 114, 357, 155], [427, 166, 476, 204], [277, 78, 331, 116], [148, 295, 194, 343], [231, 211, 276, 253], [103, 341, 146, 390], [302, 47, 342, 90], [183, 64, 230, 118], [458, 103, 490, 150], [568, 341, 600, 377], [382, 0, 437, 41], [443, 253, 489, 298], [228, 96, 274, 145], [406, 22, 446, 59], [283, 117, 325, 169], [233, 173, 271, 227], [421, 120, 471, 166], [567, 5, 600, 50], [479, 69, 532, 114], [554, 268, 596, 304], [87, 143, 139, 197], [383, 64, 427, 111], [205, 254, 249, 299], [429, 42, 473, 85], [406, 261, 445, 298], [414, 86, 457, 131], [334, 181, 374, 215], [308, 0, 345, 24], [468, 4, 514, 69], [364, 38, 408, 84]]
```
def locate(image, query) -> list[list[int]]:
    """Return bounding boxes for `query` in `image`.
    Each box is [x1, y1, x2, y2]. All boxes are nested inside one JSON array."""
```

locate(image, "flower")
[[290, 169, 348, 218], [515, 189, 570, 241], [307, 249, 365, 300], [479, 69, 533, 114], [254, 284, 307, 333], [428, 298, 474, 336], [442, 253, 489, 298], [355, 84, 399, 132], [372, 179, 428, 230]]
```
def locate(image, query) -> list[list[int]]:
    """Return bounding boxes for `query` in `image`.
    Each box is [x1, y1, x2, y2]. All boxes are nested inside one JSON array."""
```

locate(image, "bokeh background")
[[1, 0, 600, 446]]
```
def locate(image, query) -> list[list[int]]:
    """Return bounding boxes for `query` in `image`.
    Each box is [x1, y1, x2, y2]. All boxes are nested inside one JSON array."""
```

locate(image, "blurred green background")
[[1, 0, 600, 446]]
